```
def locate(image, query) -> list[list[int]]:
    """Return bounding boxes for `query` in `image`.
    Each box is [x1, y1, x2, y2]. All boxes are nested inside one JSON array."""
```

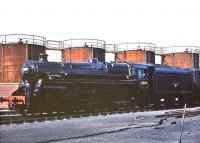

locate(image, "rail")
[[117, 42, 156, 52], [0, 34, 46, 46], [45, 40, 62, 50], [105, 44, 117, 53], [63, 38, 106, 49], [164, 46, 200, 54], [155, 47, 165, 55]]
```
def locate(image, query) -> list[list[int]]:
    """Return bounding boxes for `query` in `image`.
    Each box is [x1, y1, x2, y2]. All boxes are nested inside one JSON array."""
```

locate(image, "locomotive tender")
[[3, 54, 200, 113]]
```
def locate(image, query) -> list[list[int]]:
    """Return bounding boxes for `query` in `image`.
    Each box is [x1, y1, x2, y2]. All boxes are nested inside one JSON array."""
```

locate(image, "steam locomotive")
[[2, 54, 200, 114]]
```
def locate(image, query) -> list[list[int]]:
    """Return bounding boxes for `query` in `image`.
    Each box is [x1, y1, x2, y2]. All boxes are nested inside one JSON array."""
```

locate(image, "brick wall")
[[0, 84, 19, 97], [0, 84, 19, 109]]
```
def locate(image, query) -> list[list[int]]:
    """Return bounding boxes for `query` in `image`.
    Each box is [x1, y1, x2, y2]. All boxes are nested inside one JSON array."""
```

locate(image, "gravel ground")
[[0, 108, 200, 143]]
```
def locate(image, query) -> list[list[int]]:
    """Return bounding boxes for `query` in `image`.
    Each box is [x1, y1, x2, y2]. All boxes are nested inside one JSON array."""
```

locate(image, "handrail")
[[155, 47, 165, 55], [2, 35, 199, 55], [117, 42, 156, 52], [0, 34, 46, 46], [164, 46, 200, 54], [63, 38, 106, 49], [105, 44, 117, 53], [45, 40, 62, 50]]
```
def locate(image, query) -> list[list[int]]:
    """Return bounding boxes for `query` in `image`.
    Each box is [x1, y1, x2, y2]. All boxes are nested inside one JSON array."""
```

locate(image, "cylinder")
[[162, 46, 200, 69], [115, 43, 156, 64], [62, 39, 105, 62]]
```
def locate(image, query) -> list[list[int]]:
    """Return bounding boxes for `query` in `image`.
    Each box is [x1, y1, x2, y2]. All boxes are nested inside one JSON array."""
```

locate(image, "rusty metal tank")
[[0, 34, 46, 108], [115, 43, 156, 64], [0, 34, 46, 83], [62, 39, 105, 62], [161, 46, 200, 69]]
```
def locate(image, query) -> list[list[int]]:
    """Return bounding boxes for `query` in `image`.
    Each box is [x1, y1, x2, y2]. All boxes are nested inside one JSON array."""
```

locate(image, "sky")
[[1, 0, 200, 46], [0, 0, 200, 61]]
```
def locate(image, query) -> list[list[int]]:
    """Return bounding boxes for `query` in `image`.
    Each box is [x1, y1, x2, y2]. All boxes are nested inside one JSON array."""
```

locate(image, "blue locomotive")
[[7, 54, 200, 113]]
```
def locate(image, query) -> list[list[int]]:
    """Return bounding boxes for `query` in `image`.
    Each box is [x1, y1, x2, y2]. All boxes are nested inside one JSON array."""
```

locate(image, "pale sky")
[[1, 0, 200, 62], [1, 0, 200, 46]]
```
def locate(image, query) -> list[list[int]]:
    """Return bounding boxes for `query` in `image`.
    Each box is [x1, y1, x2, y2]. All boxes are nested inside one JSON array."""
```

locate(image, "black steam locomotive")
[[10, 55, 200, 114]]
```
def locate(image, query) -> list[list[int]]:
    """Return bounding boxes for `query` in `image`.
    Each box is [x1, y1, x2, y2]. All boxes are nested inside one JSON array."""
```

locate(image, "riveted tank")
[[0, 34, 46, 106], [0, 34, 46, 83], [162, 46, 200, 69], [115, 42, 156, 64], [62, 39, 105, 62]]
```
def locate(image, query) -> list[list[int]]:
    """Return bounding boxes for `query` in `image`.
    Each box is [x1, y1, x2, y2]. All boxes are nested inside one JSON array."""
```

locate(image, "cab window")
[[137, 68, 148, 78]]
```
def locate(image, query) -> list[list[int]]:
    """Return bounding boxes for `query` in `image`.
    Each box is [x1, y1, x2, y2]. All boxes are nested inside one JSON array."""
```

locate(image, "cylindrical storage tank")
[[162, 46, 200, 69], [0, 42, 26, 83], [62, 39, 105, 62], [0, 34, 46, 106], [0, 34, 46, 83], [115, 42, 156, 64]]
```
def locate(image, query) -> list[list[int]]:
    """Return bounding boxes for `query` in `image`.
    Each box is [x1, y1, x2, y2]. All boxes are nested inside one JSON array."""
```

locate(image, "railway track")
[[1, 106, 200, 125], [0, 107, 149, 125], [155, 107, 200, 118]]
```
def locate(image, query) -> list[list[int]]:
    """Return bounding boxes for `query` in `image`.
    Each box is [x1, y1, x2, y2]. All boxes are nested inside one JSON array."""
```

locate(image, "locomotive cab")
[[129, 63, 154, 92], [137, 68, 149, 89]]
